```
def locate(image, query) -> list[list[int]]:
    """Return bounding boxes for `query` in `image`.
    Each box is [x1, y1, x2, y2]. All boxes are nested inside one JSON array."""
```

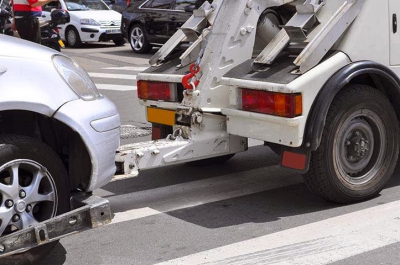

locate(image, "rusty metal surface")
[[0, 194, 111, 257]]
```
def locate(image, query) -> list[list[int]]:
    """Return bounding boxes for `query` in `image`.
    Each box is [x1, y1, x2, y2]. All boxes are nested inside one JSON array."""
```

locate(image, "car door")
[[142, 0, 173, 43], [169, 0, 197, 36]]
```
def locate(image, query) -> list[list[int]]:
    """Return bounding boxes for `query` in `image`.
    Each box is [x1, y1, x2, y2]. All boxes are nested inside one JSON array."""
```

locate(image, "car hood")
[[0, 34, 55, 61], [70, 10, 121, 21]]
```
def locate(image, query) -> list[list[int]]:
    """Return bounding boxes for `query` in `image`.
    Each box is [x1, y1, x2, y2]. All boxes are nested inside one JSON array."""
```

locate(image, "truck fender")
[[304, 60, 400, 152]]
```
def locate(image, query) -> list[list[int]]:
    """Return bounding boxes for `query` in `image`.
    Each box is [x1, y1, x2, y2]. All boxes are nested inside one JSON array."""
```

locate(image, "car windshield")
[[65, 0, 109, 11]]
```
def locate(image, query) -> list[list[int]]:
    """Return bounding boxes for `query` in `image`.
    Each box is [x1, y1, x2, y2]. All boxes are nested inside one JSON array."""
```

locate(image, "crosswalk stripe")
[[111, 165, 302, 224], [89, 73, 137, 80], [157, 200, 400, 265], [103, 66, 149, 71], [96, 84, 137, 91]]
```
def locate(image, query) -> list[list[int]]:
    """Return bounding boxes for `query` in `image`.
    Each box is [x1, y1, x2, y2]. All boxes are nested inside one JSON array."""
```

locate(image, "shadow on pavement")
[[162, 159, 400, 229], [37, 242, 67, 265], [101, 146, 280, 196]]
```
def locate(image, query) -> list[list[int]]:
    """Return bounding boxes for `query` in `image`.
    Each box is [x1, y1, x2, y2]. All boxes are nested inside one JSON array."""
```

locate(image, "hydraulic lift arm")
[[0, 193, 111, 257]]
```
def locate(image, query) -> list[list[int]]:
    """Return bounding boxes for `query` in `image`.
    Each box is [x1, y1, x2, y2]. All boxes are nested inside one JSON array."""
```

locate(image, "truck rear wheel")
[[0, 135, 70, 265], [304, 85, 399, 203]]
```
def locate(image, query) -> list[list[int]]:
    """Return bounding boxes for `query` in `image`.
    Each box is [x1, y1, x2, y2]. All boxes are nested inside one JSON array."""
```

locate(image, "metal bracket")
[[0, 194, 111, 257], [149, 1, 217, 66]]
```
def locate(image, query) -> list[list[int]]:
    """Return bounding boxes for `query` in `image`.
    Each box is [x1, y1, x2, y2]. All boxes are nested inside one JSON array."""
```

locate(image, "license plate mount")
[[147, 107, 175, 126]]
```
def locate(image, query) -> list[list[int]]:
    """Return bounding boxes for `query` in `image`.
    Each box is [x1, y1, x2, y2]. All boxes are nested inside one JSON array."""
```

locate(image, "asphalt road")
[[37, 43, 400, 265]]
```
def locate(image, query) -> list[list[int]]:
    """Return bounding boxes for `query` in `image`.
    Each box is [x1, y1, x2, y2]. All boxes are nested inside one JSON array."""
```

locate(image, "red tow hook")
[[182, 64, 200, 90]]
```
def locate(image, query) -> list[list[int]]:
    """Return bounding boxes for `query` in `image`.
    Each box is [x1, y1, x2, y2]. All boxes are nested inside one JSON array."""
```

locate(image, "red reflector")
[[152, 125, 162, 140], [239, 89, 302, 118], [137, 81, 178, 102], [282, 151, 307, 170]]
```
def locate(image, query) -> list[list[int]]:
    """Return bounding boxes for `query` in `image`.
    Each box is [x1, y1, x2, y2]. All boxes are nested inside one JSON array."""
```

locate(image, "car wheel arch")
[[0, 109, 92, 192]]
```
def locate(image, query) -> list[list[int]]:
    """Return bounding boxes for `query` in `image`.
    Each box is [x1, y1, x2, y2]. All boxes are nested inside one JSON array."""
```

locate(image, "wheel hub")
[[346, 131, 370, 160], [14, 200, 26, 213], [338, 118, 375, 176]]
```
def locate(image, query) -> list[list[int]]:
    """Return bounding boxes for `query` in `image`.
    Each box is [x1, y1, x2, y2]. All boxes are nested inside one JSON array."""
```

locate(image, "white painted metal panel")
[[389, 0, 400, 65]]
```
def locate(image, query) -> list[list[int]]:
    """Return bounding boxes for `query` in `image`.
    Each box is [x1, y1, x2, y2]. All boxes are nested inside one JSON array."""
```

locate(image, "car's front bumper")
[[54, 96, 121, 191], [79, 26, 122, 42]]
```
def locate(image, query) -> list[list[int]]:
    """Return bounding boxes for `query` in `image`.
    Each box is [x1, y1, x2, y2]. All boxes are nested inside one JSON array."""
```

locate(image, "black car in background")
[[121, 0, 206, 53]]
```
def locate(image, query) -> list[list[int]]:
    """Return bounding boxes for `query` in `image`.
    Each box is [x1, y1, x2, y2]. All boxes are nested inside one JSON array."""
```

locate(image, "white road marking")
[[96, 84, 137, 91], [112, 207, 161, 223], [89, 73, 137, 80], [90, 52, 150, 65], [157, 200, 400, 265], [103, 66, 149, 71], [111, 165, 302, 224]]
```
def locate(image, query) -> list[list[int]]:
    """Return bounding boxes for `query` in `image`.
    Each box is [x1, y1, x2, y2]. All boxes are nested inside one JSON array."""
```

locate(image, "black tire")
[[129, 24, 151, 54], [187, 154, 235, 167], [0, 135, 70, 265], [65, 27, 82, 48], [304, 85, 399, 204], [113, 38, 126, 46], [47, 42, 61, 52]]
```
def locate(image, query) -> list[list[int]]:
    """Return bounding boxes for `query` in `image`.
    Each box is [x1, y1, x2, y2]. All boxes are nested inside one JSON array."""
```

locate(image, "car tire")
[[113, 38, 126, 46], [129, 24, 151, 54], [0, 135, 70, 265], [65, 27, 82, 48], [187, 154, 235, 167], [304, 85, 399, 204]]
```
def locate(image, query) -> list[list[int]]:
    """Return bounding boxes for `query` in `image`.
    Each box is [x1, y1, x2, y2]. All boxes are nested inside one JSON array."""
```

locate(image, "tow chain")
[[181, 28, 211, 90]]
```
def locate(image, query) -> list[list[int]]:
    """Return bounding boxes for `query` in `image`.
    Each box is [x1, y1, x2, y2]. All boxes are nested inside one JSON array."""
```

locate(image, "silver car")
[[0, 35, 120, 264]]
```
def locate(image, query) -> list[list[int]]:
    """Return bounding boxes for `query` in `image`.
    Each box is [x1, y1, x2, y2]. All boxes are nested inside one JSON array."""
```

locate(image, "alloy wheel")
[[0, 160, 57, 237]]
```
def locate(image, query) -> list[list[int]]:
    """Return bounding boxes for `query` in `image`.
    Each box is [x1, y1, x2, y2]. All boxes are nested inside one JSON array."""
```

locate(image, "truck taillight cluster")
[[238, 88, 302, 118], [137, 81, 180, 102]]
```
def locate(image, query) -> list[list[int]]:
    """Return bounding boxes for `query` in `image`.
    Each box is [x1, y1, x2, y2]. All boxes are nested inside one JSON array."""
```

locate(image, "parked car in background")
[[42, 0, 125, 47], [121, 0, 207, 53], [103, 0, 127, 13]]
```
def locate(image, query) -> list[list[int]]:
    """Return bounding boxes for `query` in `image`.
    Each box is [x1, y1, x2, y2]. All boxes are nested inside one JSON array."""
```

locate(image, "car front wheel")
[[66, 27, 82, 48], [129, 24, 151, 54], [0, 135, 70, 265], [304, 85, 399, 204]]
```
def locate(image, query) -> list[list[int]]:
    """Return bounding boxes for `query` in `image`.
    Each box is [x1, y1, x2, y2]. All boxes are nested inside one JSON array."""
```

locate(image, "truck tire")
[[0, 135, 70, 265], [304, 85, 399, 204], [187, 154, 235, 167]]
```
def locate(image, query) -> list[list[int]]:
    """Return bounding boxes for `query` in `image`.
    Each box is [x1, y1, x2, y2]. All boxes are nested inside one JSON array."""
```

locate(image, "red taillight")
[[137, 81, 178, 102], [239, 89, 302, 118], [127, 0, 130, 6]]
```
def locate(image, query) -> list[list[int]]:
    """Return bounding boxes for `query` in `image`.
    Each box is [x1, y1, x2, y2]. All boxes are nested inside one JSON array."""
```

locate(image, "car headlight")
[[80, 18, 100, 26], [53, 55, 102, 101]]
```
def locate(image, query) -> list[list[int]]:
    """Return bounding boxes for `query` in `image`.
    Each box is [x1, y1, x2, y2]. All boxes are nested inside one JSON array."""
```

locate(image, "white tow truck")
[[116, 0, 400, 204]]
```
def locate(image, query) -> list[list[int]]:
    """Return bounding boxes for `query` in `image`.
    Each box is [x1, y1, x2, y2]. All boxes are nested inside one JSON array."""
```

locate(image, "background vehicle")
[[42, 0, 124, 48], [40, 9, 70, 51], [104, 0, 127, 13], [0, 35, 120, 264], [121, 0, 207, 53], [0, 0, 12, 36]]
